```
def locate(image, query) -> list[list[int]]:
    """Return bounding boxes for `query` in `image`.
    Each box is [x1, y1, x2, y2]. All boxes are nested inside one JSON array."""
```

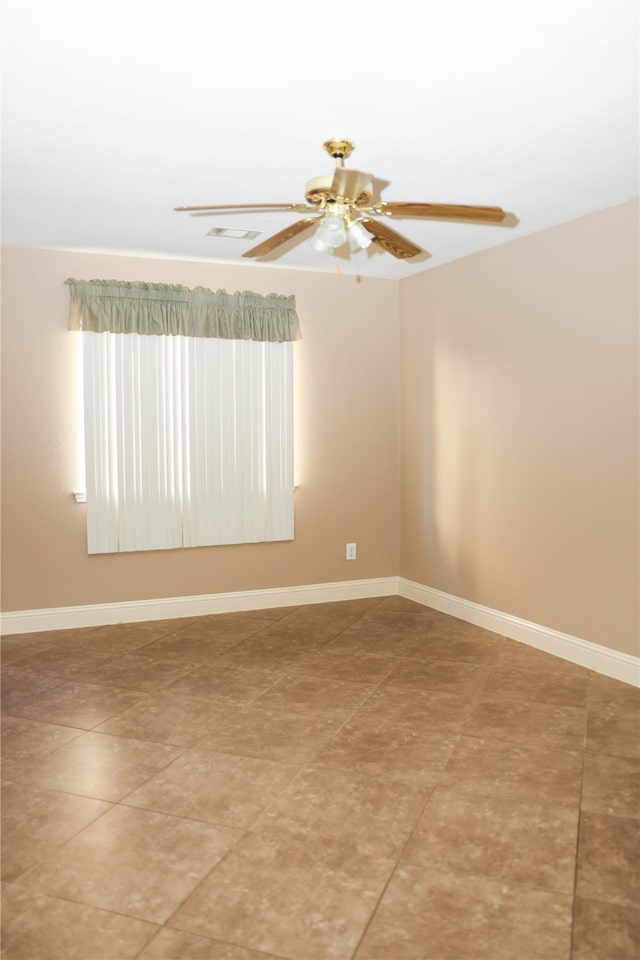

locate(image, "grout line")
[[568, 673, 592, 959], [349, 777, 437, 960], [4, 800, 116, 888], [4, 884, 164, 938]]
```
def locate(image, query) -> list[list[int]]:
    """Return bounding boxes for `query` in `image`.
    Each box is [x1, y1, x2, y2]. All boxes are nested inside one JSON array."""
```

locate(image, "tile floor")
[[1, 596, 638, 959]]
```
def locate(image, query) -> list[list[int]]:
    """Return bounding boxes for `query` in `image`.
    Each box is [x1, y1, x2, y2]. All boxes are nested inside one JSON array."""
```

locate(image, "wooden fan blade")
[[331, 168, 374, 202], [243, 216, 323, 258], [378, 202, 507, 223], [359, 217, 423, 260], [175, 203, 313, 213]]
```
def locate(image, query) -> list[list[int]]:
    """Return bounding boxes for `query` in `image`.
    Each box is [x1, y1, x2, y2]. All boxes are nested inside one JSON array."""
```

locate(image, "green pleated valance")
[[65, 279, 301, 342]]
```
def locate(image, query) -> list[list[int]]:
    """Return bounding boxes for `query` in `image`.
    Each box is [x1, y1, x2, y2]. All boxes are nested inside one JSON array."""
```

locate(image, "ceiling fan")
[[175, 139, 509, 261]]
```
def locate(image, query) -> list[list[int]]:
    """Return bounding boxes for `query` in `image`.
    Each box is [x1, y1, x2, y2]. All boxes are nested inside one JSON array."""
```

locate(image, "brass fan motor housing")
[[304, 174, 373, 207]]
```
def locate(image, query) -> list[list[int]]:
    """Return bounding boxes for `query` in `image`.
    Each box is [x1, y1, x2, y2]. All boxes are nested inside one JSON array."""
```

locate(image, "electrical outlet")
[[346, 542, 357, 560]]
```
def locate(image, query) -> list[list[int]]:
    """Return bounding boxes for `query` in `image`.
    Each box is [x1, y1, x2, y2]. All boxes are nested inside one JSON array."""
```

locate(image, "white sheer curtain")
[[82, 331, 294, 554]]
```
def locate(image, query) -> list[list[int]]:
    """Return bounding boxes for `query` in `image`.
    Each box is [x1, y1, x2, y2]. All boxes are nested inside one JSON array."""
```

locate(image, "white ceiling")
[[2, 1, 638, 280]]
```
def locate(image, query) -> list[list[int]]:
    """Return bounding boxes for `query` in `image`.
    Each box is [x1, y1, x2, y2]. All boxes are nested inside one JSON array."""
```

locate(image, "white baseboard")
[[0, 577, 401, 636], [3, 575, 637, 687], [399, 578, 640, 687]]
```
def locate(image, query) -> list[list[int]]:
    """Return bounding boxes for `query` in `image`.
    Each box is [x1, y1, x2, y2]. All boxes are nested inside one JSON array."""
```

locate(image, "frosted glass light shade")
[[309, 214, 347, 251], [347, 220, 373, 251]]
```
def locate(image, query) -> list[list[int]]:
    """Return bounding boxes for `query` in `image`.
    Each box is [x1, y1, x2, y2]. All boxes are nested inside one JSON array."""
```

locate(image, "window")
[[69, 279, 299, 555]]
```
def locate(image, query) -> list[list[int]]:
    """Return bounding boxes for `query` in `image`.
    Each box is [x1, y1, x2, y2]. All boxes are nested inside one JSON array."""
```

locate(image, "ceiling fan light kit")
[[309, 214, 348, 252], [175, 138, 510, 263]]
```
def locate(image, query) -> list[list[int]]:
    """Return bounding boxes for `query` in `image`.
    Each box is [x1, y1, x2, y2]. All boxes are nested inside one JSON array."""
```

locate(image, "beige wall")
[[0, 248, 400, 611], [2, 202, 638, 660], [400, 200, 639, 656]]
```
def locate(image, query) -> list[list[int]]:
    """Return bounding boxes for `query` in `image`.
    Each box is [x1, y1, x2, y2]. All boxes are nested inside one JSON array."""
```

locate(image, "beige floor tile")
[[8, 648, 117, 683], [253, 764, 429, 859], [244, 620, 338, 647], [1, 714, 83, 760], [18, 804, 242, 924], [1, 883, 158, 959], [328, 621, 501, 665], [247, 604, 300, 621], [588, 672, 640, 707], [214, 635, 327, 670], [576, 812, 639, 908], [19, 731, 183, 801], [168, 828, 395, 959], [1, 783, 111, 882], [123, 748, 300, 827], [582, 753, 640, 818], [352, 604, 456, 633], [1, 635, 56, 665], [352, 686, 473, 732], [462, 697, 587, 751], [354, 683, 472, 733], [586, 699, 640, 759], [1, 600, 637, 960], [440, 735, 583, 805], [483, 661, 589, 707], [195, 706, 343, 762], [372, 596, 430, 615], [3, 679, 148, 729], [355, 862, 573, 959], [136, 634, 246, 663], [224, 621, 318, 668], [251, 674, 377, 717], [138, 927, 282, 959], [95, 692, 235, 746], [333, 608, 434, 643], [165, 663, 283, 704], [1, 648, 55, 671], [383, 658, 490, 695], [495, 640, 585, 672], [279, 598, 381, 633], [2, 628, 94, 657], [88, 617, 202, 651], [140, 615, 268, 661], [167, 612, 271, 641], [404, 788, 578, 892], [572, 897, 640, 960], [287, 648, 398, 683], [0, 758, 39, 787], [322, 632, 410, 660], [1, 665, 63, 712], [314, 716, 457, 786], [397, 631, 502, 664], [54, 621, 188, 657], [345, 610, 501, 660], [243, 614, 333, 642], [90, 651, 200, 691]]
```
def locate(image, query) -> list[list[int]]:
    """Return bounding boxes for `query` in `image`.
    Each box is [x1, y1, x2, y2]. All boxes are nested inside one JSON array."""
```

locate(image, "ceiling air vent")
[[206, 227, 262, 240]]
